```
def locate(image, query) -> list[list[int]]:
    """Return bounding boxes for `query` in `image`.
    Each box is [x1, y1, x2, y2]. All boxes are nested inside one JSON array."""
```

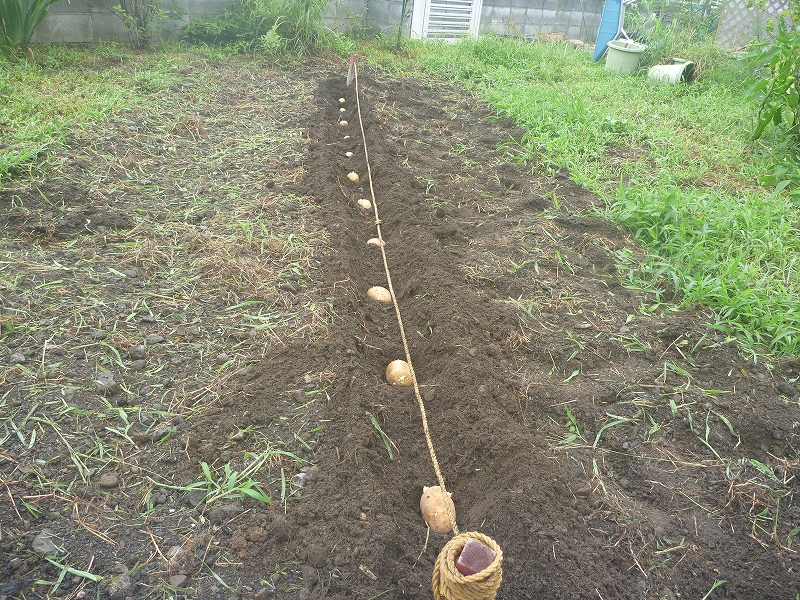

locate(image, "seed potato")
[[367, 286, 391, 303], [385, 359, 413, 387], [420, 485, 456, 534]]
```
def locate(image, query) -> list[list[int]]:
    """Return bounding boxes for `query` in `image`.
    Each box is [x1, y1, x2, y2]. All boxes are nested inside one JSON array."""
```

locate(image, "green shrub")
[[113, 0, 185, 50], [0, 0, 59, 56], [625, 0, 723, 68], [745, 1, 799, 197], [181, 0, 331, 55]]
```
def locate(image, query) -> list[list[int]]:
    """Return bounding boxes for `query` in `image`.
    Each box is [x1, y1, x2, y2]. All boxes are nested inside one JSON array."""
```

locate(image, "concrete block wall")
[[362, 0, 602, 41], [33, 0, 228, 44], [480, 0, 603, 40], [32, 0, 602, 44], [364, 0, 412, 37], [323, 0, 381, 37]]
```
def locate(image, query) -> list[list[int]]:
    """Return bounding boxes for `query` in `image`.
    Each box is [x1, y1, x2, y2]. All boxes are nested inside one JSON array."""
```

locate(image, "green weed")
[[366, 411, 398, 460]]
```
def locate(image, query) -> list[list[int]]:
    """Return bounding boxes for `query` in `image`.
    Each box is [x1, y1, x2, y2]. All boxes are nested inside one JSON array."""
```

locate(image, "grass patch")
[[0, 43, 213, 181], [609, 184, 800, 354], [361, 35, 800, 356]]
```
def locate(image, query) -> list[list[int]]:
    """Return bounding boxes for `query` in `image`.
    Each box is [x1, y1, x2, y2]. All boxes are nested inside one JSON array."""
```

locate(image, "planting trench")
[[197, 69, 800, 598]]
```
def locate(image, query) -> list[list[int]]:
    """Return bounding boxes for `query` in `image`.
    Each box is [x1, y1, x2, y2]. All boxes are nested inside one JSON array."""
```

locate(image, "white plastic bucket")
[[648, 59, 696, 84], [605, 40, 647, 74]]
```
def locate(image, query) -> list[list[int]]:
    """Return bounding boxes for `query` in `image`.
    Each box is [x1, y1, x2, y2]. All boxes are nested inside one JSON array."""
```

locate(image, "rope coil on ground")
[[432, 533, 503, 600], [348, 58, 503, 599]]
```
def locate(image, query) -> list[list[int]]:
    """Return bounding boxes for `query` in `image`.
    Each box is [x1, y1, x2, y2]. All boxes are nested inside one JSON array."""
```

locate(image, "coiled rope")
[[347, 58, 503, 599]]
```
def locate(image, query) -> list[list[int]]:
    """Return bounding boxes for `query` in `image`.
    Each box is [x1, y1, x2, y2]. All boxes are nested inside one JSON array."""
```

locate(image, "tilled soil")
[[1, 55, 799, 600]]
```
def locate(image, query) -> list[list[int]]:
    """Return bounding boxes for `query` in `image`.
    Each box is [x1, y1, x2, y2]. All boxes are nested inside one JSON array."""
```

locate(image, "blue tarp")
[[593, 0, 623, 61]]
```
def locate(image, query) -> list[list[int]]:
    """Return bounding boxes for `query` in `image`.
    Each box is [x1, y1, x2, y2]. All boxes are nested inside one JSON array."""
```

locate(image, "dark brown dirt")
[[1, 56, 799, 600]]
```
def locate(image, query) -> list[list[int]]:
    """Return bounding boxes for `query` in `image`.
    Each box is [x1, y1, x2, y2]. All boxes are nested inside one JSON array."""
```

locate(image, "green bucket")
[[605, 40, 647, 74]]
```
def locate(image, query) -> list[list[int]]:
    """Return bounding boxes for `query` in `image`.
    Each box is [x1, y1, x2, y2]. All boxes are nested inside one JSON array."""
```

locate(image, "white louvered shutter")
[[411, 0, 483, 41]]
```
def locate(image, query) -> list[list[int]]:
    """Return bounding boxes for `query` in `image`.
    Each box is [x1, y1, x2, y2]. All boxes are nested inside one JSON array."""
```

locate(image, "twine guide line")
[[350, 59, 458, 537], [346, 58, 503, 600]]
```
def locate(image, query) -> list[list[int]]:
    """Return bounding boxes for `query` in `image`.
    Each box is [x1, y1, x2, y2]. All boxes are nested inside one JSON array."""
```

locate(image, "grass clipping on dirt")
[[1, 49, 333, 598]]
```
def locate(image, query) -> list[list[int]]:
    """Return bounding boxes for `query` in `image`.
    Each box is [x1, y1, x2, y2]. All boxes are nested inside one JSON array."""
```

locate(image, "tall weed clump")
[[624, 0, 722, 67], [181, 0, 331, 56], [0, 0, 59, 56]]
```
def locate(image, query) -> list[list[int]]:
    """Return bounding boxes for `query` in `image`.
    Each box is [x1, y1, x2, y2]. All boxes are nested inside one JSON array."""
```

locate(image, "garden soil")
[[1, 57, 799, 600]]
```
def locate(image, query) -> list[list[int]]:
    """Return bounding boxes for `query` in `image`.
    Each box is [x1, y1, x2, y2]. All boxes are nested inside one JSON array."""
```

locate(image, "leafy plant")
[[0, 0, 60, 56], [108, 0, 184, 50], [745, 2, 800, 197], [745, 2, 800, 145], [367, 411, 398, 460], [181, 0, 331, 55]]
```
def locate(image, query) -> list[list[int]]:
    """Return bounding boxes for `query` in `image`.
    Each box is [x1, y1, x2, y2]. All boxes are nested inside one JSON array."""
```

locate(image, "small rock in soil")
[[91, 330, 107, 340], [573, 484, 592, 498], [166, 545, 187, 570], [146, 334, 165, 345], [217, 353, 231, 364], [129, 345, 147, 360], [209, 500, 244, 524], [95, 372, 120, 396], [278, 282, 298, 294], [140, 314, 156, 324], [776, 381, 796, 396], [292, 472, 309, 488], [32, 530, 62, 556], [98, 472, 120, 489], [186, 489, 207, 508], [148, 425, 173, 441], [169, 574, 188, 588], [9, 352, 26, 365], [129, 359, 147, 371], [253, 587, 274, 600], [107, 574, 134, 599]]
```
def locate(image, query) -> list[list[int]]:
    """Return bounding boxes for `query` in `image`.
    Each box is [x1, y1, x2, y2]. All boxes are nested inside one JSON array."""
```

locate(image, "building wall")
[[480, 0, 603, 40], [33, 0, 602, 44], [363, 0, 603, 40], [33, 0, 228, 44]]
